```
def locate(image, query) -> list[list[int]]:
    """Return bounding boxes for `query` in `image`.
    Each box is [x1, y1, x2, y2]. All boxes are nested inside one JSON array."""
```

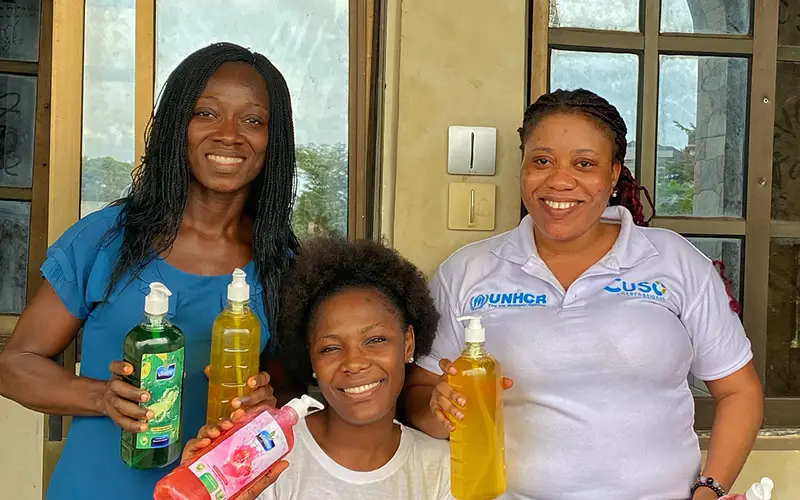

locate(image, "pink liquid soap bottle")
[[720, 477, 774, 500], [154, 395, 323, 500]]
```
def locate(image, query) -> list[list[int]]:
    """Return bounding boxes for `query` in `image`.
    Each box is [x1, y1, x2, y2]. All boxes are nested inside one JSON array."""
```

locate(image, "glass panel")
[[0, 74, 37, 188], [0, 0, 40, 62], [549, 0, 639, 32], [549, 50, 640, 172], [0, 200, 31, 314], [81, 0, 136, 218], [661, 0, 750, 35], [779, 0, 800, 46], [766, 238, 800, 398], [156, 0, 349, 237], [772, 62, 800, 221], [686, 237, 743, 303], [656, 56, 748, 218]]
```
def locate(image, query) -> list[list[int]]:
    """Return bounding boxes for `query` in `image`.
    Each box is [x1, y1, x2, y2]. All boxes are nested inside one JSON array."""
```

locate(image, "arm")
[[693, 362, 762, 499], [403, 364, 450, 439], [0, 282, 105, 415]]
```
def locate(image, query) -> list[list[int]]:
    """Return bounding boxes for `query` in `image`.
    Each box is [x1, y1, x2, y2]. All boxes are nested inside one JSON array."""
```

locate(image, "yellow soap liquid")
[[206, 301, 260, 425], [448, 342, 506, 500]]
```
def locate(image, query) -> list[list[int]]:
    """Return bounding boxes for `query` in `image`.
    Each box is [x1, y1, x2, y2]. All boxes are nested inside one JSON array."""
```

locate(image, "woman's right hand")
[[429, 358, 514, 433], [100, 360, 152, 432]]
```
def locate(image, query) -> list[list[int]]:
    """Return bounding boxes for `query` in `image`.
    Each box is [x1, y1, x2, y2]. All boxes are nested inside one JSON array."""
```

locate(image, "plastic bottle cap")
[[227, 268, 250, 303], [457, 315, 485, 343], [285, 394, 325, 420], [144, 282, 171, 316], [746, 477, 774, 500]]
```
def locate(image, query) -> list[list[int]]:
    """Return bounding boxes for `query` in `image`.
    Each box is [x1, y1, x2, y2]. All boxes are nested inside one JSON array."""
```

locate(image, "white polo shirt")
[[417, 205, 752, 500]]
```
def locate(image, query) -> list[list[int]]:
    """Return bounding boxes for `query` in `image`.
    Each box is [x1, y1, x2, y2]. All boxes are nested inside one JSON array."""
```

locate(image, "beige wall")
[[383, 0, 800, 496]]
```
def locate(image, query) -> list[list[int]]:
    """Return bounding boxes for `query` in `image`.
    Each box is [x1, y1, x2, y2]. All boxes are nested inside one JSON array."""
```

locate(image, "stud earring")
[[611, 189, 618, 198], [407, 356, 414, 363], [312, 372, 317, 379]]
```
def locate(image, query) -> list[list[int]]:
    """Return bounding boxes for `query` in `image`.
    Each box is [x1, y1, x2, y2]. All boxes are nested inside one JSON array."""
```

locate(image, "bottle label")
[[136, 348, 184, 449], [189, 411, 289, 498]]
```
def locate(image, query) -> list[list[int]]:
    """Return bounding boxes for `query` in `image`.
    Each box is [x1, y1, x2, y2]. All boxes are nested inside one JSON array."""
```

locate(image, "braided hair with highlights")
[[104, 42, 300, 338], [518, 88, 740, 313]]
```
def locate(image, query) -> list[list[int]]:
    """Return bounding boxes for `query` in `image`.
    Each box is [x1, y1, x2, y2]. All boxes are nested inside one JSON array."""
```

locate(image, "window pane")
[[656, 56, 748, 218], [766, 238, 800, 398], [549, 0, 638, 32], [773, 62, 800, 222], [0, 0, 41, 62], [549, 50, 639, 172], [661, 0, 750, 35], [779, 0, 800, 46], [686, 237, 743, 303], [156, 0, 349, 237], [81, 0, 136, 218], [0, 200, 30, 314], [0, 74, 37, 188]]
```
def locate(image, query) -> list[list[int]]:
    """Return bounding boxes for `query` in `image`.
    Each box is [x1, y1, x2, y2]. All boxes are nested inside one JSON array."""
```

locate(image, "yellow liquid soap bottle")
[[206, 268, 261, 425], [449, 315, 506, 500]]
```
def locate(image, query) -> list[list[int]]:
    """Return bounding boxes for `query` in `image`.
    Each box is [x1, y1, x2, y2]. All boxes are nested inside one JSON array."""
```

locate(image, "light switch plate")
[[447, 126, 496, 176], [448, 182, 496, 231]]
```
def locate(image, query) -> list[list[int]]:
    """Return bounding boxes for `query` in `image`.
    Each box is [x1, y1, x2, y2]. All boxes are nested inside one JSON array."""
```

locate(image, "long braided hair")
[[517, 89, 740, 313], [105, 42, 300, 336]]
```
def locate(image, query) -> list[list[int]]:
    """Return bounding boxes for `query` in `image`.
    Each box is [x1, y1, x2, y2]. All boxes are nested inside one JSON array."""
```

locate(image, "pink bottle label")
[[189, 411, 289, 499]]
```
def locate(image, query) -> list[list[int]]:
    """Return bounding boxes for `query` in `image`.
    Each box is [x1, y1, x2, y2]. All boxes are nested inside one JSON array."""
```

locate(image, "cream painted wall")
[[383, 0, 800, 496]]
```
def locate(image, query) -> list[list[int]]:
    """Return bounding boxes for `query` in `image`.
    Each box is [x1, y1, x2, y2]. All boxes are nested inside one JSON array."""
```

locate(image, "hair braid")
[[518, 88, 739, 313], [104, 43, 300, 360]]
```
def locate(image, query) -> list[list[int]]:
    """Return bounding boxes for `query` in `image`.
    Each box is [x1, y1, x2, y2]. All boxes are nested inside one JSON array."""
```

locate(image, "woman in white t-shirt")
[[182, 237, 452, 500], [403, 89, 763, 500]]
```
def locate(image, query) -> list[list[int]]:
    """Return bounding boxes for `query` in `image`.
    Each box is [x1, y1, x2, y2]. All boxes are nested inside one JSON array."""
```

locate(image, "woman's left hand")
[[204, 366, 277, 409]]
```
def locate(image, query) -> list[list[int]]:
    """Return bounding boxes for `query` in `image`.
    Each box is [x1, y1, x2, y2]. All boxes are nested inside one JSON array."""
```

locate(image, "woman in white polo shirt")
[[403, 89, 763, 500]]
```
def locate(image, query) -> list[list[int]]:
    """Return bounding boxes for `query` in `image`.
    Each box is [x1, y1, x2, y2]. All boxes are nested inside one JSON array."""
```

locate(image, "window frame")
[[527, 0, 793, 428]]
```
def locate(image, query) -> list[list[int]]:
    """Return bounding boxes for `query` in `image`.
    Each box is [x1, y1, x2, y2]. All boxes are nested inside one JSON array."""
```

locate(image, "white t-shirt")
[[256, 418, 452, 500], [416, 206, 752, 500]]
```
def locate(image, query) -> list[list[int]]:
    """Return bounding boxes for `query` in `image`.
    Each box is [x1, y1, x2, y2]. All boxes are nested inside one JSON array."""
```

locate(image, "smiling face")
[[308, 287, 414, 426], [520, 112, 621, 243], [186, 61, 269, 194]]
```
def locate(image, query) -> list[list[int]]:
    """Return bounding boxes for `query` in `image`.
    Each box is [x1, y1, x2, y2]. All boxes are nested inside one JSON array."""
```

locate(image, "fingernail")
[[232, 400, 241, 409], [140, 424, 147, 432], [141, 393, 149, 402], [248, 379, 256, 387], [458, 398, 466, 406], [146, 411, 153, 419], [456, 411, 465, 420]]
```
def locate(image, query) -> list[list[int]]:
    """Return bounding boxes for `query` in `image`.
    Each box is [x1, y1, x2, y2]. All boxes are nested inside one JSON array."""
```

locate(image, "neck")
[[534, 220, 612, 260], [182, 180, 251, 238], [307, 407, 401, 472]]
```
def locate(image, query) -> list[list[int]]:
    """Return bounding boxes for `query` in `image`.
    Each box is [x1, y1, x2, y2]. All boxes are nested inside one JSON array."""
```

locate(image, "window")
[[0, 0, 50, 352], [531, 0, 795, 427], [79, 0, 376, 240]]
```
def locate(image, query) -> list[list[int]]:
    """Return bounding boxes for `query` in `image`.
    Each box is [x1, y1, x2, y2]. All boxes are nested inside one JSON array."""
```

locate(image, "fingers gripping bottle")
[[121, 282, 186, 469], [154, 395, 324, 500], [448, 316, 506, 500], [207, 268, 261, 425]]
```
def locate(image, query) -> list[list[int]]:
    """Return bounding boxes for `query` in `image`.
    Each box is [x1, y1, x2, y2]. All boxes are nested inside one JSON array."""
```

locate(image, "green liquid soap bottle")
[[120, 282, 185, 469], [206, 268, 261, 425]]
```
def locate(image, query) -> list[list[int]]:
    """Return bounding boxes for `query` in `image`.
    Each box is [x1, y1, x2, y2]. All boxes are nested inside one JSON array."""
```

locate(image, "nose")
[[341, 347, 370, 374], [544, 164, 577, 190], [213, 115, 243, 146]]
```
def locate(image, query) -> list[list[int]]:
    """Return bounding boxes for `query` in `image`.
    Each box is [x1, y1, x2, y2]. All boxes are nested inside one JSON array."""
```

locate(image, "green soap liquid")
[[120, 315, 185, 469]]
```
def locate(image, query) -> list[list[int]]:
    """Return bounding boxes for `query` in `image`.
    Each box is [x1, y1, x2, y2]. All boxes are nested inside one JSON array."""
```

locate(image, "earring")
[[312, 372, 317, 379], [407, 356, 414, 363], [611, 189, 618, 198]]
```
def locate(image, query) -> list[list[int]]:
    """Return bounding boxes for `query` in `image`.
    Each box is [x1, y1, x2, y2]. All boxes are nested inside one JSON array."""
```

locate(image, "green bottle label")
[[136, 348, 184, 449]]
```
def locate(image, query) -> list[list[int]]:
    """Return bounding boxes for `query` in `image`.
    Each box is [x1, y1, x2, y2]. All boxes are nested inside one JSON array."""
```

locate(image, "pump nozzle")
[[456, 315, 485, 343], [746, 477, 774, 500], [284, 394, 324, 422], [145, 282, 171, 316], [227, 268, 250, 303]]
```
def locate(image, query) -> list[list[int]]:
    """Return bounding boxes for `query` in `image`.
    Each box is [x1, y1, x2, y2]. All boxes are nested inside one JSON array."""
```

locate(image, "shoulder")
[[638, 225, 714, 272], [401, 424, 450, 464], [51, 205, 123, 252], [435, 228, 516, 282]]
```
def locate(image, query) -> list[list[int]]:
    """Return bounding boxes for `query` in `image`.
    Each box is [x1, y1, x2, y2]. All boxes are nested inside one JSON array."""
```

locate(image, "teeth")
[[207, 154, 244, 165], [544, 200, 578, 210], [343, 381, 381, 394]]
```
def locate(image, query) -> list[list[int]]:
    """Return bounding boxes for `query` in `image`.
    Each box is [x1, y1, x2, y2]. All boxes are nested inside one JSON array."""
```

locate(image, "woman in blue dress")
[[0, 42, 301, 499]]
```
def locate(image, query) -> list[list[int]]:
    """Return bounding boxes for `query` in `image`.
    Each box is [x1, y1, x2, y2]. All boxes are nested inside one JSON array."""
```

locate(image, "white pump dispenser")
[[457, 315, 486, 343], [745, 477, 774, 500], [144, 282, 171, 316], [227, 268, 250, 303], [284, 395, 325, 421]]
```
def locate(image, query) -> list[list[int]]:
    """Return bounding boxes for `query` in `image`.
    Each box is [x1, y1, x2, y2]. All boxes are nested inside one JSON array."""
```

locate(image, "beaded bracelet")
[[690, 476, 726, 497]]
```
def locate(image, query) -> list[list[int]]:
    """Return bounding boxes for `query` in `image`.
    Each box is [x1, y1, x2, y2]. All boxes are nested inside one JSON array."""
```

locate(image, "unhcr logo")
[[469, 292, 547, 311]]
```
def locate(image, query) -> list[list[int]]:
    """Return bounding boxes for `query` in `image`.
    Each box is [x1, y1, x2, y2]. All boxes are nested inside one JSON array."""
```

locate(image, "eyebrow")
[[527, 146, 598, 155], [195, 95, 268, 111], [318, 322, 383, 342]]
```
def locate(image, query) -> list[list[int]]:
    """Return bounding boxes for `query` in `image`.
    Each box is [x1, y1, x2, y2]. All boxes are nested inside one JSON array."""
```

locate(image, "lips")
[[542, 199, 580, 210], [206, 153, 245, 166], [342, 381, 381, 395]]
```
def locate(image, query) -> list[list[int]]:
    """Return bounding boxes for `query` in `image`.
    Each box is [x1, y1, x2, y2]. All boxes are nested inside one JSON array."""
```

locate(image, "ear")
[[611, 160, 622, 189], [403, 325, 415, 362]]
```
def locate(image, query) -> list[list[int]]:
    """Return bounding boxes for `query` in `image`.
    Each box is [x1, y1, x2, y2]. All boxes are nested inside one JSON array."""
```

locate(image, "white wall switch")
[[448, 182, 496, 231]]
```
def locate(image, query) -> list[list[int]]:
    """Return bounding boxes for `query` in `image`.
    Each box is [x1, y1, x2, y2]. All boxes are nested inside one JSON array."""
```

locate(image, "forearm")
[[403, 385, 449, 439], [0, 351, 106, 416], [702, 391, 762, 491]]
